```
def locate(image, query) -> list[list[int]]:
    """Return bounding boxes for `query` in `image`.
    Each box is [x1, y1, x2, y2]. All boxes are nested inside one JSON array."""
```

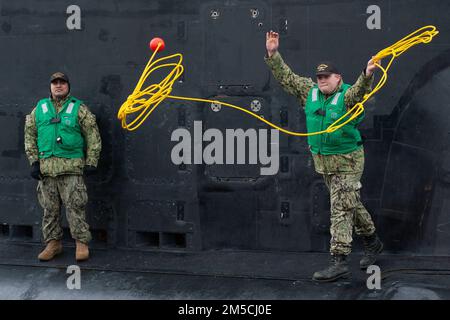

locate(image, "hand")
[[30, 161, 42, 180], [365, 57, 381, 77], [83, 165, 96, 176], [266, 30, 279, 58]]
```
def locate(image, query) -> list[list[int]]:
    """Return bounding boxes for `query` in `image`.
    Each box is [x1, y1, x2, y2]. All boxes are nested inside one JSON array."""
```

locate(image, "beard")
[[52, 91, 68, 100]]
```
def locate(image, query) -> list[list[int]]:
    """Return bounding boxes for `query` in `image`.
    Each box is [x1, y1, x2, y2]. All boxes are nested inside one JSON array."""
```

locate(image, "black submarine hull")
[[0, 0, 449, 299]]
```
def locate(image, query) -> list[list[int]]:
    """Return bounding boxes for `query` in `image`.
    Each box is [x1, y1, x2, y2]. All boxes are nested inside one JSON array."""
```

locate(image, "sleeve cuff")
[[264, 51, 282, 67], [362, 69, 374, 78], [360, 70, 374, 84], [85, 159, 98, 167]]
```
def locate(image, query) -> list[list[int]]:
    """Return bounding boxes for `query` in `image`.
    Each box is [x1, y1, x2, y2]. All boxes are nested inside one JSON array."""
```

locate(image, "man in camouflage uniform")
[[24, 72, 101, 262], [265, 31, 383, 282]]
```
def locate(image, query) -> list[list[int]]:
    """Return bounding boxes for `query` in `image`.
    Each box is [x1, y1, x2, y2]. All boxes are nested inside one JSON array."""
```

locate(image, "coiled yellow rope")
[[118, 25, 439, 135]]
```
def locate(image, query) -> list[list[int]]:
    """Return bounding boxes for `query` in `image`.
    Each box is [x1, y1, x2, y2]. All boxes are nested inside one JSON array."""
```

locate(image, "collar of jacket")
[[50, 95, 70, 110]]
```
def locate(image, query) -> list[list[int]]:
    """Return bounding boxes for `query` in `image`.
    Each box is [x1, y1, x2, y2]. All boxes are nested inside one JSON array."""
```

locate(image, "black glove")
[[83, 165, 97, 176], [30, 161, 42, 180]]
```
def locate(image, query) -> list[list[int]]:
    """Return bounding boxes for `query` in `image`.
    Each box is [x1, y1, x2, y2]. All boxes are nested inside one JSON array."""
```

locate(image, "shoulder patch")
[[312, 88, 318, 102], [66, 102, 75, 114], [331, 92, 342, 105]]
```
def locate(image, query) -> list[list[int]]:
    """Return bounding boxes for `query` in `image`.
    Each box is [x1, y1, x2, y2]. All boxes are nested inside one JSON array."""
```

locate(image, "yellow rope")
[[118, 25, 439, 135]]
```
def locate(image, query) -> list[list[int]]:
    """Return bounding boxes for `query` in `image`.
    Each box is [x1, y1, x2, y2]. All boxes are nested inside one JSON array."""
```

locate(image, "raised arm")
[[264, 31, 314, 106], [344, 58, 380, 108]]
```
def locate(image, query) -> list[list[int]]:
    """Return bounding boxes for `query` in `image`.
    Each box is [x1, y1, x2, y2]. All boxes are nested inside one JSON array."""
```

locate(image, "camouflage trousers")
[[37, 175, 91, 244], [323, 172, 376, 255]]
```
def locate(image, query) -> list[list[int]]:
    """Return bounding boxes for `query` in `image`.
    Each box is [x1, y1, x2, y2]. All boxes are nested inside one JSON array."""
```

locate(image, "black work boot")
[[312, 254, 350, 282], [360, 233, 383, 269]]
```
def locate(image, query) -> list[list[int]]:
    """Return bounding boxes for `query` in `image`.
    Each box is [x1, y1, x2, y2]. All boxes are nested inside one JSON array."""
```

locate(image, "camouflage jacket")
[[24, 96, 102, 177], [265, 51, 374, 174]]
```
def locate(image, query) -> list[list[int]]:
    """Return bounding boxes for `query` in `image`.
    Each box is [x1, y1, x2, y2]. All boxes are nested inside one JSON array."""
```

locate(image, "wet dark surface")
[[1, 0, 450, 301], [1, 242, 449, 300]]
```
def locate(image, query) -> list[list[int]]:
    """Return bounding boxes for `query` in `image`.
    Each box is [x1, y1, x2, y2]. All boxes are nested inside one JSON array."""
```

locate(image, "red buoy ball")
[[149, 37, 165, 52]]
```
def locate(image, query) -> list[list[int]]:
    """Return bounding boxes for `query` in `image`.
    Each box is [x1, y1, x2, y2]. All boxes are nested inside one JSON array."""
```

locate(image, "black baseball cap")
[[315, 62, 340, 76], [50, 72, 69, 83]]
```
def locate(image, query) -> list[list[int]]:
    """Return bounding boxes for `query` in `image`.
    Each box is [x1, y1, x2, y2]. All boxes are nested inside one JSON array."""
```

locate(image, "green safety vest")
[[35, 96, 85, 159], [305, 84, 364, 155]]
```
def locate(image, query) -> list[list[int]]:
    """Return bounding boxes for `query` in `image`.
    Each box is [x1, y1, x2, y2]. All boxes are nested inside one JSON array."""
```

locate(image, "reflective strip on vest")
[[331, 92, 342, 105], [66, 102, 75, 114], [41, 103, 48, 113], [312, 88, 318, 102]]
